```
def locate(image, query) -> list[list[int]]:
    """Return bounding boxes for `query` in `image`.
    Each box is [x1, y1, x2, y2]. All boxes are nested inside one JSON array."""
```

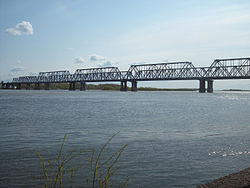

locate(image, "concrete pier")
[[120, 81, 128, 91], [26, 83, 31, 90], [34, 83, 40, 90], [131, 80, 137, 91], [9, 84, 14, 89], [5, 83, 10, 89], [199, 79, 206, 93], [45, 83, 50, 90], [0, 81, 4, 89], [69, 82, 76, 91], [80, 82, 86, 91], [207, 80, 213, 93], [16, 83, 21, 89]]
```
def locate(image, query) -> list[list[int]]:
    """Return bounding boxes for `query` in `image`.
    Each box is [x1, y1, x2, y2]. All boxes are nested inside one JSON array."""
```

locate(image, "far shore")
[[221, 89, 250, 92], [1, 83, 250, 92]]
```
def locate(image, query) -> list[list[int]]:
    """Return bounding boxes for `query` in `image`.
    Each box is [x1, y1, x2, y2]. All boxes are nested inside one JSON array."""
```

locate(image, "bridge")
[[1, 57, 250, 93]]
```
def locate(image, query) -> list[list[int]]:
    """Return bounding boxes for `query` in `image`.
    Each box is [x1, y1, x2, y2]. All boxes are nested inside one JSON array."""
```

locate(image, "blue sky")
[[0, 0, 250, 89]]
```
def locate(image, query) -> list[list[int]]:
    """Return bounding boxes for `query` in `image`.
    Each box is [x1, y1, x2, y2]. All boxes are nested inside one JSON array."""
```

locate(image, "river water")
[[0, 90, 249, 188]]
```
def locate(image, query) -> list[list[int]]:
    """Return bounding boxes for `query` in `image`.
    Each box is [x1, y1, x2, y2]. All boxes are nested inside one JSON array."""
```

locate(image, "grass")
[[36, 132, 128, 188]]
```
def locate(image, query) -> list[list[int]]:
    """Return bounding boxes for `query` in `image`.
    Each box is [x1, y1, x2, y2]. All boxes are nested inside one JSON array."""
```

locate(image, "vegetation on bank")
[[3, 83, 250, 92], [138, 87, 197, 91], [36, 133, 129, 188], [1, 83, 198, 91], [221, 89, 250, 92]]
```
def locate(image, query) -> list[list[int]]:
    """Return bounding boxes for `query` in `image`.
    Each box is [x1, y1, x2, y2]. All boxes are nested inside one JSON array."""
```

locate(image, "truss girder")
[[11, 58, 250, 84], [199, 65, 250, 78]]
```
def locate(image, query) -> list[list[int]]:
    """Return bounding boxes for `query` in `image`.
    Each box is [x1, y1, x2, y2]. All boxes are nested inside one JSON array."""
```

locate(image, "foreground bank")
[[197, 167, 250, 188]]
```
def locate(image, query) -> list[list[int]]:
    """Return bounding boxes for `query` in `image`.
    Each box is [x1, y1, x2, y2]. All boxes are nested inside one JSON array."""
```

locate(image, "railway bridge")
[[1, 57, 250, 93]]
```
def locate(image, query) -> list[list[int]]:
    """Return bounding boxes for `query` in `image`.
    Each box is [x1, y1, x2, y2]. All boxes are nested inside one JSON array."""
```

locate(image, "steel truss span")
[[3, 57, 249, 93], [10, 57, 250, 84]]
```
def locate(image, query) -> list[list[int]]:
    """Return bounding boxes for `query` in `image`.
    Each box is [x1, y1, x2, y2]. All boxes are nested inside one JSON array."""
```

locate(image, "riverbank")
[[197, 167, 250, 188], [222, 89, 250, 92], [0, 83, 198, 91]]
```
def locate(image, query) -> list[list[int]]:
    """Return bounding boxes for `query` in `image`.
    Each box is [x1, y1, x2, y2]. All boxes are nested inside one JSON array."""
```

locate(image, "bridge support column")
[[131, 80, 137, 91], [2, 83, 7, 89], [16, 83, 21, 89], [45, 83, 50, 90], [34, 83, 40, 90], [120, 81, 128, 91], [207, 80, 213, 93], [5, 83, 10, 89], [0, 81, 4, 89], [199, 79, 206, 93], [80, 82, 86, 91], [26, 83, 31, 90], [69, 82, 76, 91], [9, 84, 14, 89]]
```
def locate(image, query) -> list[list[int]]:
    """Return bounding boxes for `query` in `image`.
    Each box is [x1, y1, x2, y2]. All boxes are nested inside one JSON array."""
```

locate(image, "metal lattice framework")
[[38, 70, 70, 76], [15, 71, 71, 83], [74, 67, 123, 82], [196, 58, 250, 79], [125, 61, 200, 80], [38, 71, 71, 83], [10, 57, 250, 84]]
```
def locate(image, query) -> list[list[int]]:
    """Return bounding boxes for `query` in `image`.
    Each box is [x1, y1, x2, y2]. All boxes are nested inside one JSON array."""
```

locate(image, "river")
[[0, 90, 249, 187]]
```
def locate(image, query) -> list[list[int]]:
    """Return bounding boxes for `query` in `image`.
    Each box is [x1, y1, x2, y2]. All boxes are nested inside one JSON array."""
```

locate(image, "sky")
[[0, 0, 250, 89]]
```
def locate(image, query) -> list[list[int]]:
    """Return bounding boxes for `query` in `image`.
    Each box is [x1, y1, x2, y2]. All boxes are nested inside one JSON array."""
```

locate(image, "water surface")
[[0, 90, 249, 187]]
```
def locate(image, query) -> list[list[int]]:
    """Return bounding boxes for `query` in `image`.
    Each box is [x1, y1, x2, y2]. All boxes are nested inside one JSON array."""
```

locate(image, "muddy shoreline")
[[197, 167, 250, 188]]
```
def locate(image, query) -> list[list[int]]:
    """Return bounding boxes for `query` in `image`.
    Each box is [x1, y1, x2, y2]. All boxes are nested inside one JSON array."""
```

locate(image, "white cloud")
[[8, 72, 15, 77], [10, 67, 25, 72], [6, 21, 34, 36], [74, 57, 85, 64], [74, 54, 116, 68], [90, 54, 105, 61], [98, 61, 113, 67], [28, 72, 37, 76]]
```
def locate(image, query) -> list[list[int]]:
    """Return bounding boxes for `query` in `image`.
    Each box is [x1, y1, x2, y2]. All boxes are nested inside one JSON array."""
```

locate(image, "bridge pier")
[[34, 83, 40, 90], [2, 83, 7, 89], [69, 82, 76, 91], [207, 80, 213, 93], [1, 82, 4, 89], [131, 80, 137, 91], [9, 84, 14, 89], [26, 83, 31, 90], [45, 83, 50, 90], [16, 83, 21, 89], [199, 79, 206, 93], [80, 82, 86, 91], [5, 83, 10, 89], [120, 81, 128, 91]]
